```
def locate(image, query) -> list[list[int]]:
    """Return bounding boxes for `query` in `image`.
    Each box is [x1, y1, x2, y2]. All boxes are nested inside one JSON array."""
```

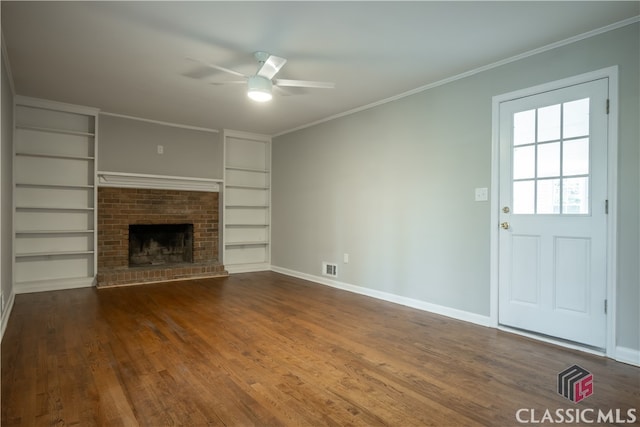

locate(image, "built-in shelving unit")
[[222, 130, 271, 273], [13, 96, 99, 293]]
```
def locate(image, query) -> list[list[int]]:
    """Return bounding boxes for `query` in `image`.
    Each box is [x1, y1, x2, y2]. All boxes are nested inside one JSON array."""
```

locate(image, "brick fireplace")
[[96, 186, 227, 287]]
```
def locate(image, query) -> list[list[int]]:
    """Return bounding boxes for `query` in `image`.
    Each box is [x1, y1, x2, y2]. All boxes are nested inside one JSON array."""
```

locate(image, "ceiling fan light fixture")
[[247, 75, 273, 102]]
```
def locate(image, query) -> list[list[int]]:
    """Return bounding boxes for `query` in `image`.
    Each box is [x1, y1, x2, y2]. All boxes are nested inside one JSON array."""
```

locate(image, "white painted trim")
[[227, 263, 271, 274], [1, 29, 16, 96], [15, 95, 99, 117], [605, 69, 619, 360], [271, 265, 492, 327], [93, 111, 99, 282], [1, 290, 15, 341], [614, 346, 640, 367], [498, 325, 606, 358], [97, 171, 222, 192], [14, 277, 94, 294], [490, 66, 619, 356], [223, 128, 272, 143], [100, 111, 219, 134], [275, 16, 639, 137], [221, 129, 272, 269], [96, 273, 229, 289], [1, 26, 16, 344]]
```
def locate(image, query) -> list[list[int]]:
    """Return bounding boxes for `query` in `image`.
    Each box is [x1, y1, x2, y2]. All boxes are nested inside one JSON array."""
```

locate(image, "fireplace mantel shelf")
[[97, 171, 222, 192]]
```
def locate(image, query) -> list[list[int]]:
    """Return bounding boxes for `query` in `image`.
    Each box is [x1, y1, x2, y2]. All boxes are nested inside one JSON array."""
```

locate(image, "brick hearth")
[[97, 187, 227, 287]]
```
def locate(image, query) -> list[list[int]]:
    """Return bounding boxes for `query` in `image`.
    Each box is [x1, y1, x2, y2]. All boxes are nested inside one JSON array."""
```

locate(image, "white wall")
[[1, 35, 15, 336], [272, 23, 640, 352], [98, 114, 223, 179]]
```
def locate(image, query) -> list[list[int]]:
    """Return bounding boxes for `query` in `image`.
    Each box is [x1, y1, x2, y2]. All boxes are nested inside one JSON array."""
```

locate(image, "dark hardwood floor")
[[2, 271, 638, 426]]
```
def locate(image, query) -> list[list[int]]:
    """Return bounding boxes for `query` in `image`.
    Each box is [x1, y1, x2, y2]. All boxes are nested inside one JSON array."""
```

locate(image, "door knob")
[[501, 222, 510, 230]]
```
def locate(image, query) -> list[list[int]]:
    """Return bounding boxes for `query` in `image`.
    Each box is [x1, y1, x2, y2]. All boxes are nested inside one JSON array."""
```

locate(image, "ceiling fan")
[[188, 51, 335, 102]]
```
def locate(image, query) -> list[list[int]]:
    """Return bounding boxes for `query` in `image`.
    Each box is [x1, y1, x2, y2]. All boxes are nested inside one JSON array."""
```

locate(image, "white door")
[[498, 78, 609, 349]]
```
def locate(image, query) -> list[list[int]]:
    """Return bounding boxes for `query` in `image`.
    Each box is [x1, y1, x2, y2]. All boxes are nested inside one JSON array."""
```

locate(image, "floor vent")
[[322, 262, 338, 278]]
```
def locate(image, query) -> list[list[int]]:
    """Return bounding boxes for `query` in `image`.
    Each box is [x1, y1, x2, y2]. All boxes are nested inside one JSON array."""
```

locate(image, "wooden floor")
[[2, 272, 638, 426]]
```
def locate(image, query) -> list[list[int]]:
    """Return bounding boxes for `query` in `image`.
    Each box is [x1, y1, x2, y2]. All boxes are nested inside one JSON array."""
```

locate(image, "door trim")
[[489, 66, 618, 358]]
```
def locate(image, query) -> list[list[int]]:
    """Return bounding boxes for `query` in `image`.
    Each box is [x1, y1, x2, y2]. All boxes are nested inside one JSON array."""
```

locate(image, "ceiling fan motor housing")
[[247, 75, 273, 102]]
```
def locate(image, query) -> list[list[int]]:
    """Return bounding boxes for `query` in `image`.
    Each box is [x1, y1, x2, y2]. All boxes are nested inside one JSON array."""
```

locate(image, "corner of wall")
[[1, 26, 17, 341], [615, 346, 640, 367], [1, 290, 15, 341]]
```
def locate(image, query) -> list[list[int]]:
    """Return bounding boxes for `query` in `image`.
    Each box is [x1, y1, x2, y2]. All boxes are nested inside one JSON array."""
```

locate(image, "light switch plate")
[[475, 187, 488, 201]]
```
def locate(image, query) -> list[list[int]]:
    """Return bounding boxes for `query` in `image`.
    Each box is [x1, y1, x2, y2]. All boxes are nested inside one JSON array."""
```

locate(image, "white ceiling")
[[2, 1, 638, 135]]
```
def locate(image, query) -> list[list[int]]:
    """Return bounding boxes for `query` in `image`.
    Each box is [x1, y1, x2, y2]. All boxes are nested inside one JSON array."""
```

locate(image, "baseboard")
[[615, 346, 640, 367], [14, 277, 94, 294], [1, 290, 15, 341], [271, 265, 492, 327], [227, 263, 271, 274]]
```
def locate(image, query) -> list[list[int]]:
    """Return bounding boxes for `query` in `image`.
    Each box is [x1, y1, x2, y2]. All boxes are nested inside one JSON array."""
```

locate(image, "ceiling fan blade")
[[210, 81, 246, 86], [257, 55, 287, 79], [186, 57, 249, 78], [274, 79, 335, 89]]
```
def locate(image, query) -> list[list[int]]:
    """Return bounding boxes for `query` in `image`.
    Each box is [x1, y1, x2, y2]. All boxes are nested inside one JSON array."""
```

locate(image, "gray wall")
[[272, 23, 640, 351], [98, 114, 223, 179], [1, 45, 14, 317]]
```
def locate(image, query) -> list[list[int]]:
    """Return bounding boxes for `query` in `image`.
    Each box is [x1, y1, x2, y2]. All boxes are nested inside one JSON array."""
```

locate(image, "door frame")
[[489, 66, 618, 357]]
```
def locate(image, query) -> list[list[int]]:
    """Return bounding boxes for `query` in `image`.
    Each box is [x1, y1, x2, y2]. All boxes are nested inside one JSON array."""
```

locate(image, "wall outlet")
[[343, 253, 349, 264], [322, 262, 338, 278], [157, 145, 164, 154]]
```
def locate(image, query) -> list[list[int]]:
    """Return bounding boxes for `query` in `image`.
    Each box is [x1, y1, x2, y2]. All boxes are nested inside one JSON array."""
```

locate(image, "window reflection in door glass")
[[513, 145, 535, 180], [513, 109, 536, 146], [537, 104, 561, 142], [511, 97, 591, 215], [563, 98, 590, 138], [563, 138, 589, 176], [537, 142, 560, 178], [563, 177, 589, 214], [513, 180, 535, 214], [537, 179, 561, 214]]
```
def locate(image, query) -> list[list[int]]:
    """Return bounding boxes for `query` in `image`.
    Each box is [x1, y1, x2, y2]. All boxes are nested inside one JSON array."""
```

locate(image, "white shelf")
[[226, 204, 269, 209], [225, 184, 269, 190], [16, 229, 94, 235], [225, 241, 269, 247], [16, 151, 94, 161], [16, 182, 94, 189], [16, 124, 95, 137], [16, 206, 94, 212], [223, 130, 272, 271], [225, 165, 269, 173], [14, 277, 94, 294], [16, 250, 95, 258], [13, 98, 98, 292]]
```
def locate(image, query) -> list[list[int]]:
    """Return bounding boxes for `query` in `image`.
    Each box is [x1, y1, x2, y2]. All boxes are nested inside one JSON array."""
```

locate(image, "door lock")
[[500, 222, 510, 230], [502, 206, 510, 213]]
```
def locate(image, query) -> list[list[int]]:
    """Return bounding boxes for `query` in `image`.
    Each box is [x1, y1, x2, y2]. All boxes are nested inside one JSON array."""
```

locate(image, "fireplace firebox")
[[129, 224, 194, 267]]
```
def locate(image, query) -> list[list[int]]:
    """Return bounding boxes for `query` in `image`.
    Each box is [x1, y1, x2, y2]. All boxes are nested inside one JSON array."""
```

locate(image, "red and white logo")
[[558, 365, 593, 403]]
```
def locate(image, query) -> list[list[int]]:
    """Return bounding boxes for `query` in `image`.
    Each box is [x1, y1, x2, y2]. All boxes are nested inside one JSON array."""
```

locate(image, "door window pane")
[[537, 179, 561, 214], [563, 98, 590, 138], [563, 138, 589, 176], [537, 142, 560, 178], [513, 180, 535, 214], [513, 145, 535, 180], [563, 177, 589, 214], [513, 109, 536, 146], [537, 104, 561, 142], [510, 96, 591, 215]]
